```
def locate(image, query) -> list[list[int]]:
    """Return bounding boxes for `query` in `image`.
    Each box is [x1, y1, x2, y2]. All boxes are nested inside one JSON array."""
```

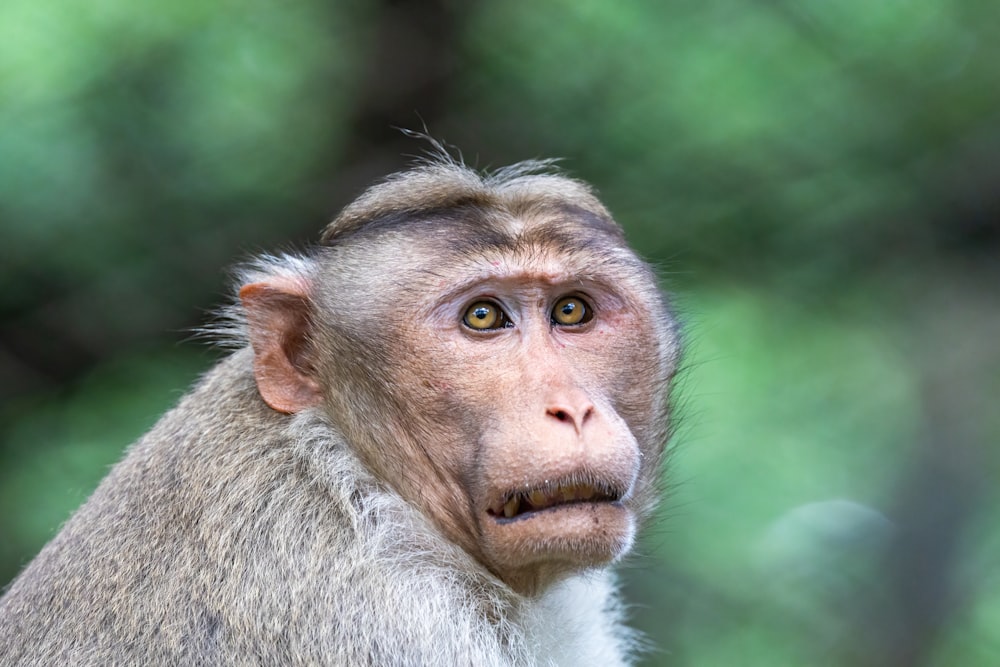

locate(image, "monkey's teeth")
[[503, 497, 520, 518], [492, 482, 617, 520]]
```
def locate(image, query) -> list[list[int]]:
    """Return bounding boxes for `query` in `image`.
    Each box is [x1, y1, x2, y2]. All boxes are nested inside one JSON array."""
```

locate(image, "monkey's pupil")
[[561, 303, 576, 316], [474, 307, 490, 320]]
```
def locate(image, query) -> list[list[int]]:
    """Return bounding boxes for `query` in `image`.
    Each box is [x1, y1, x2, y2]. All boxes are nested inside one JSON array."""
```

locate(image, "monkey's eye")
[[463, 301, 510, 330], [552, 296, 592, 326]]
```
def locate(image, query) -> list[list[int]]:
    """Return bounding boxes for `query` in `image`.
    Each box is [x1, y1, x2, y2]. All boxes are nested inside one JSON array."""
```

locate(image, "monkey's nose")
[[545, 391, 596, 435]]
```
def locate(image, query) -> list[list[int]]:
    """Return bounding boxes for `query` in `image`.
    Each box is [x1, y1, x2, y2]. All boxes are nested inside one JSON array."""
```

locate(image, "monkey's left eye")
[[552, 296, 593, 326], [463, 301, 511, 330]]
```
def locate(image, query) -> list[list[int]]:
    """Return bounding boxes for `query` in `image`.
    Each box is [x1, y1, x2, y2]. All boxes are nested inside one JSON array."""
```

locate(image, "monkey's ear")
[[239, 280, 322, 414]]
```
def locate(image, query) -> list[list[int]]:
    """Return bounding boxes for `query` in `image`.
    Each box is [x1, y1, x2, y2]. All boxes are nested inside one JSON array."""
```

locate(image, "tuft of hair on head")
[[396, 128, 566, 184], [322, 138, 611, 245]]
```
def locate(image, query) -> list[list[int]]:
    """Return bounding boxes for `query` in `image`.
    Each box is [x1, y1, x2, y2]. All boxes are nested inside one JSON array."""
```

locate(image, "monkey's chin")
[[480, 502, 636, 594]]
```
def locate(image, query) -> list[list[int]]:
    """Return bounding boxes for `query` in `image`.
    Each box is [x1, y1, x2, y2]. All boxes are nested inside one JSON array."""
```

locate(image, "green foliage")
[[458, 0, 998, 270], [0, 0, 361, 282]]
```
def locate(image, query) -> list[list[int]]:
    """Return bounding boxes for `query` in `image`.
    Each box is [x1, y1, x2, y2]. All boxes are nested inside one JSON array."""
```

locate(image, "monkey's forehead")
[[322, 211, 645, 279], [320, 162, 621, 245], [319, 200, 629, 261], [314, 222, 660, 319]]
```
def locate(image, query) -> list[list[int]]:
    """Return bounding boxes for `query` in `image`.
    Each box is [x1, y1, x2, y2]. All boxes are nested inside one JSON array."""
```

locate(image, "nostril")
[[550, 409, 570, 422]]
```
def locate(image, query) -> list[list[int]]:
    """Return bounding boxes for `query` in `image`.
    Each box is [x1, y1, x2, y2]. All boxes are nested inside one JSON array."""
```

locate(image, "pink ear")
[[239, 279, 322, 414]]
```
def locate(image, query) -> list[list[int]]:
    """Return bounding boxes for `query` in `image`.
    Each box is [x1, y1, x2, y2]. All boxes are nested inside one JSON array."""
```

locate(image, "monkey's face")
[[346, 229, 674, 594], [243, 196, 677, 596]]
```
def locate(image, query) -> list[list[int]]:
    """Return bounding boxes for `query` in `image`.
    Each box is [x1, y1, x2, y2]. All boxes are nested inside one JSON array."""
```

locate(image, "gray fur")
[[0, 350, 637, 665]]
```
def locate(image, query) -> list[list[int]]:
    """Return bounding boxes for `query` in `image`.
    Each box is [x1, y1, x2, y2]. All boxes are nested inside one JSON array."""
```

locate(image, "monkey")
[[0, 153, 679, 666]]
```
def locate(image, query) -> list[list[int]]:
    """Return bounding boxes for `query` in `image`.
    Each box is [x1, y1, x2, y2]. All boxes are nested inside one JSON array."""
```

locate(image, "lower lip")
[[490, 500, 624, 525]]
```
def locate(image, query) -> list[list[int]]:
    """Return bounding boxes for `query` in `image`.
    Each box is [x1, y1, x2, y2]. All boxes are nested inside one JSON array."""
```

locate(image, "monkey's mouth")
[[487, 479, 624, 523]]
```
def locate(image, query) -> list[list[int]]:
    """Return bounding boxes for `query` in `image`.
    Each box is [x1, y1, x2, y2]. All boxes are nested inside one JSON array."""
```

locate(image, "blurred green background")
[[1, 1, 998, 664]]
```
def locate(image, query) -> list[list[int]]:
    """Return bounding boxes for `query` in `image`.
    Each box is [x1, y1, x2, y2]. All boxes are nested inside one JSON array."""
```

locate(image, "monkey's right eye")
[[463, 301, 510, 330]]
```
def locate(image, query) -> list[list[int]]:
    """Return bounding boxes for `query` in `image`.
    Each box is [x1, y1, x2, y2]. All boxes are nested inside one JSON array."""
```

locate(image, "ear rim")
[[239, 279, 322, 414]]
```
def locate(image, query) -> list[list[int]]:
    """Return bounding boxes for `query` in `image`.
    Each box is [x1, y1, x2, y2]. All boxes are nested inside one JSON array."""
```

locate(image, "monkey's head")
[[239, 159, 679, 595]]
